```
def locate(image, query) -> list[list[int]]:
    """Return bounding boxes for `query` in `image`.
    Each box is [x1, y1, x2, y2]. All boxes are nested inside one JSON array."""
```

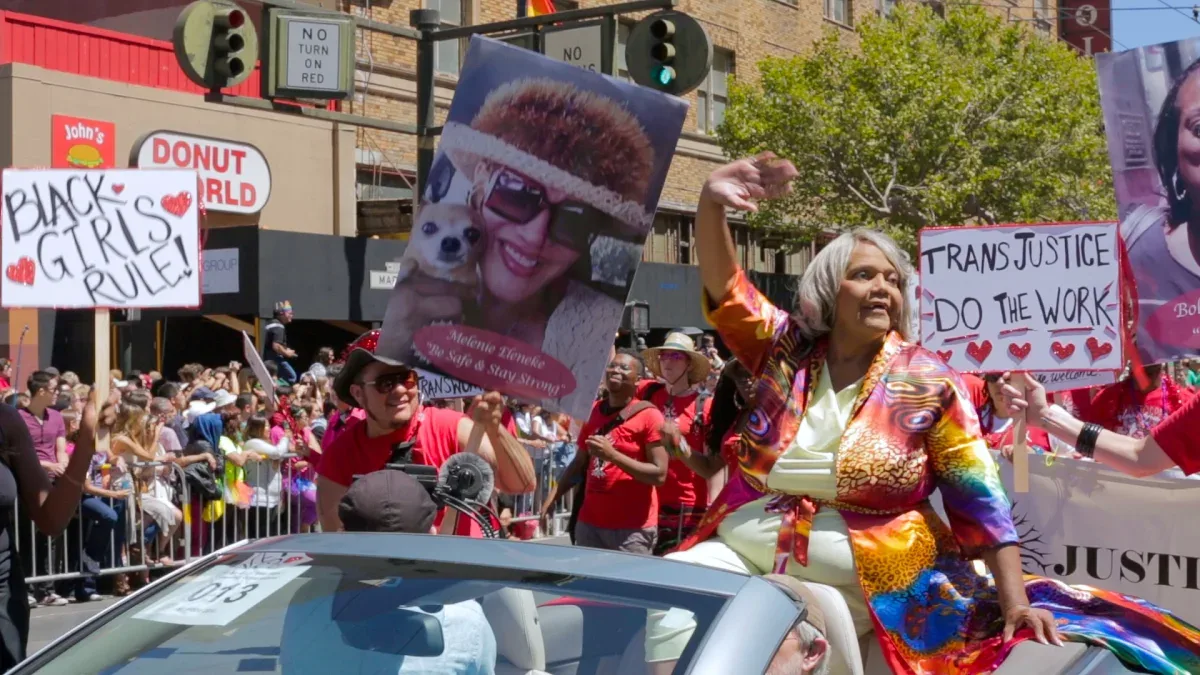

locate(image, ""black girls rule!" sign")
[[1, 169, 200, 309], [918, 222, 1123, 373]]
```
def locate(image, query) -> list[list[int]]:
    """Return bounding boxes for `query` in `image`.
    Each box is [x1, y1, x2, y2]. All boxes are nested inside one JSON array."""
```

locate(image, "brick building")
[[348, 0, 1057, 278], [0, 0, 1064, 375]]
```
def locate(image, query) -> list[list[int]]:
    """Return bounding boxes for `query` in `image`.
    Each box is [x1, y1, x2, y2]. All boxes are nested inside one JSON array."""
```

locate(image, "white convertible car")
[[15, 534, 1138, 674]]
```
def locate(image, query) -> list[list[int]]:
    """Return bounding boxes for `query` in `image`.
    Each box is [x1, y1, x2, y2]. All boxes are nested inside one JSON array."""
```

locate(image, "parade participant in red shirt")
[[961, 373, 1057, 457], [640, 332, 714, 555], [665, 359, 755, 533], [1072, 363, 1188, 439], [317, 331, 535, 534], [1002, 371, 1200, 477], [542, 349, 668, 554]]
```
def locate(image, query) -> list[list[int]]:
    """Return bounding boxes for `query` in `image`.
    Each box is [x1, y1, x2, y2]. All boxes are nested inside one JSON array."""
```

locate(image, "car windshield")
[[29, 549, 726, 675]]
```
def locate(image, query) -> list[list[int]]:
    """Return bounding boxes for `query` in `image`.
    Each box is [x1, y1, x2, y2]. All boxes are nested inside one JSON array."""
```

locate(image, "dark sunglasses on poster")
[[427, 154, 457, 204], [483, 166, 609, 253]]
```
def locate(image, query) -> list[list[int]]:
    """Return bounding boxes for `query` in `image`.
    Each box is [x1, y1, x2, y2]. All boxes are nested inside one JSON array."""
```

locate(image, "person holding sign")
[[0, 390, 99, 668], [1001, 371, 1200, 478], [643, 153, 1200, 675], [316, 330, 535, 534]]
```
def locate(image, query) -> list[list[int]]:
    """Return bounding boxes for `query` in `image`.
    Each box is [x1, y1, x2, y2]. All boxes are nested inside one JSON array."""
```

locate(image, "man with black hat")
[[282, 469, 498, 673], [317, 330, 535, 536]]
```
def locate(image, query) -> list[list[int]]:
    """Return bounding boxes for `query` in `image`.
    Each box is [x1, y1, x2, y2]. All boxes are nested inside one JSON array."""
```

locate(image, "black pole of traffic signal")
[[411, 8, 441, 205]]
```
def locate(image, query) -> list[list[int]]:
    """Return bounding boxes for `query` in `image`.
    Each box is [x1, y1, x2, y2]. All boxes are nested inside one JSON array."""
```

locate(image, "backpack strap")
[[693, 390, 713, 428], [593, 401, 656, 437], [642, 382, 667, 402], [618, 400, 656, 422]]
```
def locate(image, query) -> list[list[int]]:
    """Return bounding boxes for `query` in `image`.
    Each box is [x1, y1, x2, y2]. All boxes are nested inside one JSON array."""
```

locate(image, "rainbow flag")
[[526, 0, 556, 16]]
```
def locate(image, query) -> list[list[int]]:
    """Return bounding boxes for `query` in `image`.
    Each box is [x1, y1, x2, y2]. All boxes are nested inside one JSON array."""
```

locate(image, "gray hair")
[[767, 620, 830, 675], [149, 397, 174, 416], [794, 228, 915, 342]]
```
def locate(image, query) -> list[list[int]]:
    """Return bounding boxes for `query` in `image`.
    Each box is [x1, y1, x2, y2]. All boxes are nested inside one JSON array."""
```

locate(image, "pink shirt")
[[322, 408, 366, 452]]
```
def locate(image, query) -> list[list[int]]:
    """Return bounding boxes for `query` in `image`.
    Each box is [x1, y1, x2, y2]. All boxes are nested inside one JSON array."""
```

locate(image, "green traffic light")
[[653, 65, 676, 86]]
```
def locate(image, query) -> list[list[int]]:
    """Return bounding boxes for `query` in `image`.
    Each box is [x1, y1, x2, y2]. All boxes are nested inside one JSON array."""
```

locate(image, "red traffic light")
[[214, 7, 246, 30]]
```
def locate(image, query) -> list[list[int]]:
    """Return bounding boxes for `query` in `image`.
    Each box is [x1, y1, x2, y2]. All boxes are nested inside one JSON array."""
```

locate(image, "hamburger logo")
[[50, 115, 115, 170], [66, 144, 103, 168]]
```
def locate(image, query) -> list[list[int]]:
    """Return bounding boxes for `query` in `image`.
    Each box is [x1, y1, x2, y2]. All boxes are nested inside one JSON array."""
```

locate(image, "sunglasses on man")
[[483, 166, 610, 253], [358, 368, 420, 395]]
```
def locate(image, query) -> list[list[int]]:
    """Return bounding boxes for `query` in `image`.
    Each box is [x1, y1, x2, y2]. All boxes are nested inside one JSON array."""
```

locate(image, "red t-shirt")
[[317, 406, 480, 537], [578, 401, 665, 530], [1085, 379, 1186, 439], [1152, 392, 1200, 475], [500, 408, 518, 436], [642, 386, 705, 508]]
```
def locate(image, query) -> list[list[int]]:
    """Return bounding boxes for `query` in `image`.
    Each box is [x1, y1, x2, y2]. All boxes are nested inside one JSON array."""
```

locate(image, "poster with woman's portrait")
[[1099, 39, 1200, 364], [377, 36, 688, 420]]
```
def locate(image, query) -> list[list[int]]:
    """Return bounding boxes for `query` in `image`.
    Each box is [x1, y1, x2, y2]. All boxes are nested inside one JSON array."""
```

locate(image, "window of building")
[[1033, 0, 1051, 29], [429, 0, 466, 75], [697, 50, 732, 134], [824, 0, 849, 24], [877, 0, 896, 16], [616, 22, 632, 82]]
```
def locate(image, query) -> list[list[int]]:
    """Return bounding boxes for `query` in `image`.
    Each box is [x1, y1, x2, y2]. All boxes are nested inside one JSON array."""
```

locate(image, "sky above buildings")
[[1113, 0, 1200, 49]]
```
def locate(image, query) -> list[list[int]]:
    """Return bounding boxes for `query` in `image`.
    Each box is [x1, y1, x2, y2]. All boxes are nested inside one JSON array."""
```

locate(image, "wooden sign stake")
[[94, 309, 111, 452]]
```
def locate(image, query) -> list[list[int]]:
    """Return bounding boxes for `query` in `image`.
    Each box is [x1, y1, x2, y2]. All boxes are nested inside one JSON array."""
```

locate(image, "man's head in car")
[[762, 575, 830, 675], [339, 470, 437, 534]]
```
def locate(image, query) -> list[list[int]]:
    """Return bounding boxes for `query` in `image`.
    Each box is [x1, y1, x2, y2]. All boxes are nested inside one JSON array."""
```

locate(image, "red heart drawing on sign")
[[160, 191, 192, 217], [1086, 337, 1112, 361], [1007, 342, 1032, 361], [112, 183, 125, 195], [6, 257, 35, 286], [936, 350, 953, 362], [966, 340, 992, 364], [19, 257, 34, 285], [1051, 341, 1076, 360]]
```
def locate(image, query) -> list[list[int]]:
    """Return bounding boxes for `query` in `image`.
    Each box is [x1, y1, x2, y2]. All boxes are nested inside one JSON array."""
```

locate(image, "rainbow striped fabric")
[[525, 0, 556, 16]]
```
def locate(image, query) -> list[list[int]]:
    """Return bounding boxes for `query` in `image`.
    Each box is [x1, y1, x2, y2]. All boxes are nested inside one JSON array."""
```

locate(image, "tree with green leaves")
[[717, 4, 1115, 251]]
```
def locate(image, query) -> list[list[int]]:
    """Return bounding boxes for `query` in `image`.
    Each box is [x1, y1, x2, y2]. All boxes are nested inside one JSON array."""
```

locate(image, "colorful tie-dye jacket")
[[676, 270, 1200, 675]]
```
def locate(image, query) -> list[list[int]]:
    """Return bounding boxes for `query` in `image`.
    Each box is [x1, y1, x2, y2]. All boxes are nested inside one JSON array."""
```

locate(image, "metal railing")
[[17, 446, 572, 590]]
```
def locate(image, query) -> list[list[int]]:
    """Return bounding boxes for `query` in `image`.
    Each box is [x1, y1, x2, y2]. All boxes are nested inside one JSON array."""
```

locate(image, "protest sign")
[[243, 331, 276, 406], [1, 168, 200, 309], [933, 455, 1200, 626], [1098, 41, 1200, 364], [417, 368, 484, 401], [918, 223, 1123, 373], [377, 36, 688, 420]]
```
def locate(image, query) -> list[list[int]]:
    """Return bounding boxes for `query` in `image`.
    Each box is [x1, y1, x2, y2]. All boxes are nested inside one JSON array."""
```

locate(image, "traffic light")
[[212, 5, 251, 81], [649, 18, 677, 87], [626, 11, 711, 96], [173, 0, 259, 90]]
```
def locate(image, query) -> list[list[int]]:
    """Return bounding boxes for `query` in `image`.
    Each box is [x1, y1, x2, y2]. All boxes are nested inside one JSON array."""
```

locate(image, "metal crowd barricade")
[[17, 460, 191, 591], [20, 442, 577, 587], [509, 441, 576, 538], [18, 452, 317, 589]]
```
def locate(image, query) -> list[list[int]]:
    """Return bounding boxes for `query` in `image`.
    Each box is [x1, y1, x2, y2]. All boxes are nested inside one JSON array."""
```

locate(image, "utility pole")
[[411, 8, 442, 203]]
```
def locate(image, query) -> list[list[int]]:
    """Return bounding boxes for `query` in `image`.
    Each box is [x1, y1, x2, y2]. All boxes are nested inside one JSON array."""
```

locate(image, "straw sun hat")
[[644, 332, 713, 385]]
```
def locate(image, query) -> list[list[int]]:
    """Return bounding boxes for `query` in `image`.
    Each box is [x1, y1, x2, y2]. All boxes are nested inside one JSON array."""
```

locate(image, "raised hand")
[[701, 152, 799, 213]]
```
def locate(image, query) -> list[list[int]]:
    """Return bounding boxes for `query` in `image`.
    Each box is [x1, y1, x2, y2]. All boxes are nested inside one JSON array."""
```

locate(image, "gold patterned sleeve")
[[701, 268, 790, 376]]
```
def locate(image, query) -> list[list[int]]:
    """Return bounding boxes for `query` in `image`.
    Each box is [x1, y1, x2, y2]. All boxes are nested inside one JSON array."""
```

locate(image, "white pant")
[[645, 538, 872, 663]]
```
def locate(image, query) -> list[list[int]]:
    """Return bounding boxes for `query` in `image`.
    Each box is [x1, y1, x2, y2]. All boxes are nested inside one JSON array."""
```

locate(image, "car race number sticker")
[[133, 564, 308, 626]]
